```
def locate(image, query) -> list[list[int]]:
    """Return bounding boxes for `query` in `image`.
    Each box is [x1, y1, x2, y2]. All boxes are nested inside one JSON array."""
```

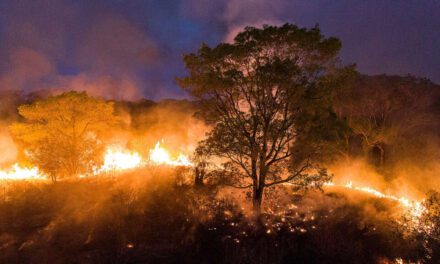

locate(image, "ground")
[[0, 169, 424, 264]]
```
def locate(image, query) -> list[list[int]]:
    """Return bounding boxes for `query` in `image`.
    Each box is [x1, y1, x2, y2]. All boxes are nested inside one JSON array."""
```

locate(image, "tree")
[[179, 24, 349, 213], [409, 191, 440, 262], [334, 75, 438, 169], [10, 91, 117, 182], [192, 145, 209, 188]]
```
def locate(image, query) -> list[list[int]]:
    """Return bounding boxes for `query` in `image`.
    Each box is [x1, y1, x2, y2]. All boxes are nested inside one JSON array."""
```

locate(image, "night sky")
[[0, 0, 439, 100]]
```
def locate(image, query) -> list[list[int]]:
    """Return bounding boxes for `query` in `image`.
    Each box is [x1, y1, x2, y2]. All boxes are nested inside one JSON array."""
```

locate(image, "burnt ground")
[[0, 172, 427, 264]]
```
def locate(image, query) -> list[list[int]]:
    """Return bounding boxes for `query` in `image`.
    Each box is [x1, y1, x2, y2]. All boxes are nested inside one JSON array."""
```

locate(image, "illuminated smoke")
[[324, 181, 425, 219]]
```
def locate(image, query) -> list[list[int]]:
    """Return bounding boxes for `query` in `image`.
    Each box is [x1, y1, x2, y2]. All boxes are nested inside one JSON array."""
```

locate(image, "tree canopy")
[[10, 91, 117, 181], [179, 24, 352, 211], [334, 75, 439, 169]]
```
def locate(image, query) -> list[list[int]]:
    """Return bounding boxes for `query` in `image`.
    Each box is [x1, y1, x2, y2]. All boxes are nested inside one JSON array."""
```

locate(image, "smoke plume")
[[0, 0, 159, 100]]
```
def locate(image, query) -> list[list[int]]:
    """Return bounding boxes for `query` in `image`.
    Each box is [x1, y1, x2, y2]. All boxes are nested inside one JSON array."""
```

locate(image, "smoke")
[[126, 100, 209, 157], [0, 127, 17, 165], [222, 0, 288, 42], [181, 0, 440, 84], [0, 48, 55, 92], [48, 74, 141, 101], [327, 159, 427, 201], [182, 0, 286, 42], [75, 13, 158, 76], [0, 0, 159, 100], [224, 19, 282, 43], [0, 0, 438, 218]]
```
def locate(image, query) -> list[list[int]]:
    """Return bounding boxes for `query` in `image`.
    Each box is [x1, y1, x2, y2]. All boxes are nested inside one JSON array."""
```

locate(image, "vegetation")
[[410, 191, 440, 262], [10, 92, 117, 181], [178, 24, 352, 212], [0, 73, 438, 262], [0, 173, 423, 264], [334, 75, 439, 170], [0, 23, 439, 263]]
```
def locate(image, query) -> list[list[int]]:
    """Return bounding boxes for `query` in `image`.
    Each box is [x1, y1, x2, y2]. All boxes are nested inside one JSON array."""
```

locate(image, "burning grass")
[[0, 138, 435, 263], [0, 167, 428, 264], [0, 139, 193, 181], [0, 164, 45, 181]]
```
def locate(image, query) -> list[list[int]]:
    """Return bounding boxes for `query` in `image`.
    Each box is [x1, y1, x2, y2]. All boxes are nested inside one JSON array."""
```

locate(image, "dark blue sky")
[[0, 0, 439, 100]]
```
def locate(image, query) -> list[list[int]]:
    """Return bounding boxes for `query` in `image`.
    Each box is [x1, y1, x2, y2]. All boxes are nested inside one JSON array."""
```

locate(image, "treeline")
[[0, 74, 439, 263], [1, 73, 439, 174], [335, 74, 440, 170]]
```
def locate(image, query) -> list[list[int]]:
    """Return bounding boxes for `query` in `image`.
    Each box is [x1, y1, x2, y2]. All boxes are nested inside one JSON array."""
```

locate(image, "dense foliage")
[[10, 92, 117, 181], [179, 24, 352, 211], [0, 23, 439, 263]]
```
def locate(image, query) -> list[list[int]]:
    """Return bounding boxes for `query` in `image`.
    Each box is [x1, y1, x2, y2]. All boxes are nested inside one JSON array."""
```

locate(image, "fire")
[[324, 181, 425, 218], [96, 147, 143, 174], [0, 163, 45, 180], [0, 142, 193, 180], [149, 141, 193, 167], [94, 141, 193, 175]]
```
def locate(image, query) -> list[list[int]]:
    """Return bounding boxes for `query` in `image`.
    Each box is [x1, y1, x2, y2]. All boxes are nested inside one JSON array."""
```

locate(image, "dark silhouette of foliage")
[[178, 24, 353, 212]]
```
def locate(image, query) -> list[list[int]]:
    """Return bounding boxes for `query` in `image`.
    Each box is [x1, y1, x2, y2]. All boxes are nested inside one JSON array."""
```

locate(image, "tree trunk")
[[372, 143, 385, 168], [378, 145, 384, 168], [50, 174, 57, 183], [194, 166, 204, 188], [252, 183, 264, 215]]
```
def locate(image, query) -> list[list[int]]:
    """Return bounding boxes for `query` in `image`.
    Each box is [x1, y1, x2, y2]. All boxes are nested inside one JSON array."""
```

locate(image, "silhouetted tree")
[[179, 24, 350, 213], [411, 191, 440, 263], [192, 145, 209, 187]]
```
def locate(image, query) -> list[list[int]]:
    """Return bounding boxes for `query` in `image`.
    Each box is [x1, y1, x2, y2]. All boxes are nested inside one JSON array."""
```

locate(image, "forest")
[[0, 24, 439, 264]]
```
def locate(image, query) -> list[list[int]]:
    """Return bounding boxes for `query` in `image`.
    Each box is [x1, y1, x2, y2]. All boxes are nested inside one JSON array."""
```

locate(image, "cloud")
[[182, 0, 287, 42]]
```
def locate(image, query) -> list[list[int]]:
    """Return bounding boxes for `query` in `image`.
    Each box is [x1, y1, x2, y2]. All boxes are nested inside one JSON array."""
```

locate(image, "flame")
[[0, 142, 193, 180], [149, 141, 193, 167], [324, 181, 425, 218], [0, 163, 45, 180], [95, 147, 143, 174], [93, 141, 193, 175]]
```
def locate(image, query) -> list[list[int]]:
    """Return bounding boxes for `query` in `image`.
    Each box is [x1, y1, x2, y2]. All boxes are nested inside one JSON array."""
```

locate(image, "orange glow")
[[149, 141, 193, 167], [0, 142, 193, 180], [0, 163, 46, 180], [95, 147, 143, 174], [324, 181, 425, 218], [93, 142, 193, 175]]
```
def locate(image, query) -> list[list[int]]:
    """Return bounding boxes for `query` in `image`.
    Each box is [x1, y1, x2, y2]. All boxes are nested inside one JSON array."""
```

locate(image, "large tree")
[[10, 91, 117, 182], [179, 24, 349, 212]]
